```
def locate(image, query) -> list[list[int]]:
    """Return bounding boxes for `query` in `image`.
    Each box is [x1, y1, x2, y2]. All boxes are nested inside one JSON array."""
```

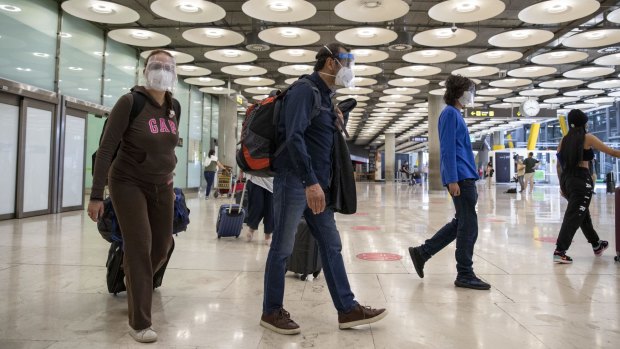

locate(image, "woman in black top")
[[554, 109, 619, 263]]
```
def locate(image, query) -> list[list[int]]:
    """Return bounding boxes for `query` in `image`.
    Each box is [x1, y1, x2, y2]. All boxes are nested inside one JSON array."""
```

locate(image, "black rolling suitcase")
[[106, 239, 175, 295], [615, 187, 620, 263], [287, 219, 322, 281], [606, 172, 616, 194]]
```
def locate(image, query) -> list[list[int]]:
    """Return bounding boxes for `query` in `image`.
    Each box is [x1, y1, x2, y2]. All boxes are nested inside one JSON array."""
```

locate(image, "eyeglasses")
[[146, 61, 175, 72]]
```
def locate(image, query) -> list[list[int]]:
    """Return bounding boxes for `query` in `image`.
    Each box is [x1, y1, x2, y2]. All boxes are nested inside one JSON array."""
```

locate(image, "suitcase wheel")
[[217, 235, 221, 239], [312, 271, 321, 278], [615, 256, 619, 262], [300, 274, 308, 281], [214, 192, 219, 198], [236, 235, 240, 238]]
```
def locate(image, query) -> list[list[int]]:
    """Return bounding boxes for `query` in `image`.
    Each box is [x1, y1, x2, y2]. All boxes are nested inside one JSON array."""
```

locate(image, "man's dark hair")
[[209, 149, 215, 157], [443, 74, 473, 106], [314, 43, 350, 72], [528, 152, 533, 157]]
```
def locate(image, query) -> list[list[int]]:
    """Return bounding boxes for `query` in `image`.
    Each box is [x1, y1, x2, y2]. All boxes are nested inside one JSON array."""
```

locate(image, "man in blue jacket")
[[260, 43, 387, 335], [407, 75, 491, 291]]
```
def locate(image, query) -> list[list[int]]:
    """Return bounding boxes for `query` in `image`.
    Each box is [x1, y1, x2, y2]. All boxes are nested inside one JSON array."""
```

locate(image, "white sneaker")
[[246, 229, 255, 242], [129, 327, 157, 343]]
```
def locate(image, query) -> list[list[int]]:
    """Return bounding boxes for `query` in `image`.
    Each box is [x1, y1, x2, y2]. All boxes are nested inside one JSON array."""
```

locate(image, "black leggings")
[[556, 168, 600, 252]]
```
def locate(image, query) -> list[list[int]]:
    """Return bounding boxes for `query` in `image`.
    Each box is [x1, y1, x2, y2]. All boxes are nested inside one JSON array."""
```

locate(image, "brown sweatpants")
[[109, 178, 174, 330]]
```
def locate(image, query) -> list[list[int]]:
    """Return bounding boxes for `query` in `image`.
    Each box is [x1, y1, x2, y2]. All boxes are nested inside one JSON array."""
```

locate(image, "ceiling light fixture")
[[59, 32, 72, 38], [362, 1, 382, 9], [206, 29, 224, 38], [485, 51, 504, 58], [68, 66, 83, 71], [249, 77, 262, 81], [288, 49, 304, 57], [223, 50, 241, 58], [293, 65, 309, 71], [90, 3, 114, 14], [237, 65, 253, 72], [131, 31, 151, 40], [586, 31, 606, 40], [510, 30, 529, 40], [524, 67, 539, 71], [281, 29, 299, 38], [546, 3, 569, 14], [178, 3, 200, 13], [16, 67, 31, 71], [213, 87, 224, 91], [468, 66, 483, 71], [358, 29, 376, 38], [33, 52, 49, 58], [455, 2, 478, 13], [0, 4, 21, 12], [403, 78, 415, 82], [199, 77, 212, 82], [550, 51, 567, 58], [354, 50, 370, 57], [420, 50, 439, 57], [269, 2, 290, 12], [436, 30, 454, 39], [180, 66, 197, 71]]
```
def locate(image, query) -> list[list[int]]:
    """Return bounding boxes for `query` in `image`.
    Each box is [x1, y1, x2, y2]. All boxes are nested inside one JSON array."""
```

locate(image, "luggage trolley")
[[214, 169, 233, 198]]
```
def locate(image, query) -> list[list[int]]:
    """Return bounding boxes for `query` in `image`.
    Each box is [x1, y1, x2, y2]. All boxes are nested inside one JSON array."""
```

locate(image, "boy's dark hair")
[[209, 149, 215, 157], [443, 74, 473, 106], [528, 152, 533, 157], [314, 43, 350, 71]]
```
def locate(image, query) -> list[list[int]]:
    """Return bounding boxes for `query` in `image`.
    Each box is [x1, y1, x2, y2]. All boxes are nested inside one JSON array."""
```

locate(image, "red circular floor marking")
[[357, 253, 402, 261], [352, 226, 381, 231], [484, 218, 506, 223], [535, 237, 558, 243], [353, 212, 369, 216]]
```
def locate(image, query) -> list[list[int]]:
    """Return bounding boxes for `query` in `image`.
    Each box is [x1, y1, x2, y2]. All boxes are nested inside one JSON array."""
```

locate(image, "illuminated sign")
[[236, 95, 243, 105], [465, 108, 557, 118], [410, 137, 428, 142]]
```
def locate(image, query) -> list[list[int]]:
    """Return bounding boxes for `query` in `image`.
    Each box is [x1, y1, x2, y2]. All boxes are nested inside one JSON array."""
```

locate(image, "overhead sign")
[[236, 95, 244, 105], [410, 136, 428, 142], [465, 108, 557, 118]]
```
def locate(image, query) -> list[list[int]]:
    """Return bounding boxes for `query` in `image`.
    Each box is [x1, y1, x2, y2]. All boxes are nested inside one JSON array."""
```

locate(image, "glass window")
[[187, 87, 202, 188], [609, 104, 618, 138], [0, 0, 57, 91], [103, 40, 137, 107], [58, 13, 104, 104], [203, 94, 212, 157], [173, 81, 190, 188]]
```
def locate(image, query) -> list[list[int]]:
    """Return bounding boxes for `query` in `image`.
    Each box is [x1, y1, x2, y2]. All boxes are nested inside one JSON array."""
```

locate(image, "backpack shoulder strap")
[[129, 91, 146, 123], [296, 77, 323, 122]]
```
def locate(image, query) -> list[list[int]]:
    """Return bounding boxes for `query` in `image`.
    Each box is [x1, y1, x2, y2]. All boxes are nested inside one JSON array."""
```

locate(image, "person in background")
[[401, 161, 412, 184], [87, 50, 180, 343], [204, 149, 225, 199], [522, 152, 539, 193], [485, 160, 494, 189], [554, 109, 616, 263], [408, 74, 490, 291], [516, 157, 526, 192], [245, 174, 274, 246]]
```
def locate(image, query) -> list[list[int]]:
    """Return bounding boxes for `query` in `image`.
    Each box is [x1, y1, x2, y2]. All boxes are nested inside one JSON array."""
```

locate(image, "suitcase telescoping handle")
[[228, 173, 246, 214]]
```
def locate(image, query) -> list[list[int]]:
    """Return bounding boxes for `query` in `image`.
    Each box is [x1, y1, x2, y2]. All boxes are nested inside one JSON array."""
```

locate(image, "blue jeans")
[[419, 179, 479, 280], [263, 170, 357, 314], [246, 181, 274, 233], [204, 171, 215, 197]]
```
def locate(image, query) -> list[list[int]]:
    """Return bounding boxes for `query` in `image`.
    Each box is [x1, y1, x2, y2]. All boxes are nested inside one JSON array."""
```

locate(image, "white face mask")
[[335, 63, 355, 88], [458, 90, 475, 107], [145, 68, 177, 92]]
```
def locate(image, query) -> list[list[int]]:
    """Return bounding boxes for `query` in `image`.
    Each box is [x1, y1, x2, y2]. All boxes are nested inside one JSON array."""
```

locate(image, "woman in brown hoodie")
[[87, 50, 179, 343]]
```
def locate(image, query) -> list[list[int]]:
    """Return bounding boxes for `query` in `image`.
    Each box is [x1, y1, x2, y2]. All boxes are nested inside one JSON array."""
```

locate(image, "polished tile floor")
[[0, 181, 618, 349]]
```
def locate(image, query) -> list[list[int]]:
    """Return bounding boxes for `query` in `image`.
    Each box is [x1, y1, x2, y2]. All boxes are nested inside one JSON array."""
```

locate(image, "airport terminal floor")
[[0, 181, 618, 349]]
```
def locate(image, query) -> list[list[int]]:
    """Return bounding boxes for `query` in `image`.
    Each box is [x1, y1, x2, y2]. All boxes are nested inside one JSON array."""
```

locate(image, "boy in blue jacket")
[[408, 75, 491, 290]]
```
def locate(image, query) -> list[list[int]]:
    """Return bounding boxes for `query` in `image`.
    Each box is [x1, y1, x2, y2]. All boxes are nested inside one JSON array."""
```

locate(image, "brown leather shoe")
[[338, 304, 388, 329], [260, 308, 301, 335]]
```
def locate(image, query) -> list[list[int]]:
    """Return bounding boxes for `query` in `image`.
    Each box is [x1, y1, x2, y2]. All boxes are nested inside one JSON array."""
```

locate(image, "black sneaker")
[[553, 250, 573, 264], [408, 246, 426, 278], [454, 277, 491, 290], [593, 240, 609, 256]]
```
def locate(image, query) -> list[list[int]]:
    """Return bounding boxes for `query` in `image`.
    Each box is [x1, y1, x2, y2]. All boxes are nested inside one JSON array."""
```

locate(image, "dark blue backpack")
[[172, 188, 190, 234]]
